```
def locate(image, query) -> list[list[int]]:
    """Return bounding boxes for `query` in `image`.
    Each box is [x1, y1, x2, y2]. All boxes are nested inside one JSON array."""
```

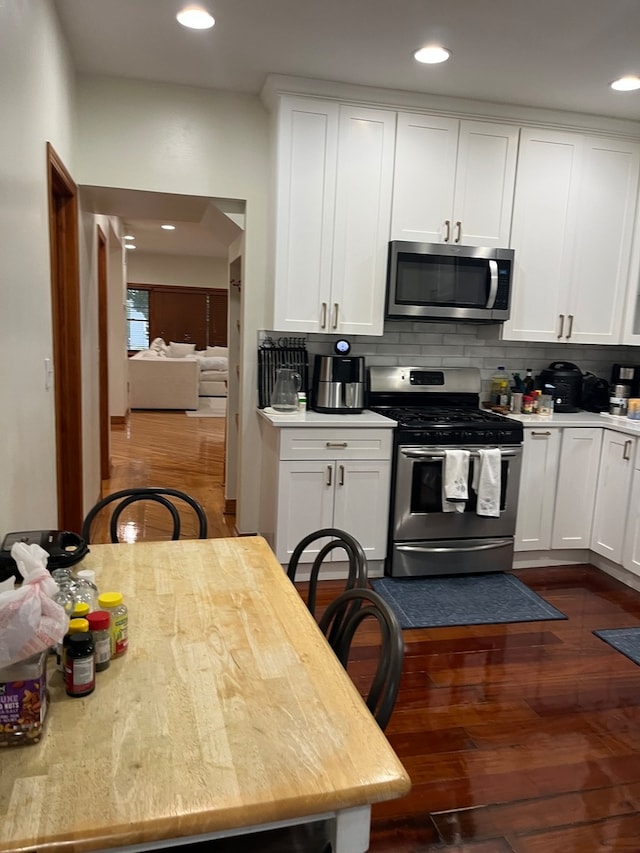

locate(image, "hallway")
[[94, 411, 236, 543]]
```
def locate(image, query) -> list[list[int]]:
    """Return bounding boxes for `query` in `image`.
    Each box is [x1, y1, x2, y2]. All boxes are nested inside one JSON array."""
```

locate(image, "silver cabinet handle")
[[339, 465, 345, 486], [557, 314, 565, 339], [326, 442, 348, 448], [444, 219, 451, 242], [321, 302, 327, 330], [454, 221, 462, 243], [326, 465, 332, 486], [332, 303, 339, 330], [624, 439, 633, 460], [531, 431, 552, 437], [566, 314, 574, 339]]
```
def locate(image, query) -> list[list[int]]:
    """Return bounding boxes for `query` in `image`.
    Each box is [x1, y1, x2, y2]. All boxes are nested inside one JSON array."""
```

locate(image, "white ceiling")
[[80, 186, 243, 257], [54, 0, 640, 255]]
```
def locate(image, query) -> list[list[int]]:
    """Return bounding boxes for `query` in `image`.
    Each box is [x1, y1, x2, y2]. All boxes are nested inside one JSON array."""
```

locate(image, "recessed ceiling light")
[[413, 45, 451, 65], [124, 234, 135, 240], [125, 244, 136, 250], [161, 224, 176, 230], [176, 7, 215, 29], [611, 75, 640, 91]]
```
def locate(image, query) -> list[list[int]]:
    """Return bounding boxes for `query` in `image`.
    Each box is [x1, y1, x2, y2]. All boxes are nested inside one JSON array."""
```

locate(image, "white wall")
[[75, 76, 269, 533], [0, 1, 77, 532], [127, 252, 229, 289]]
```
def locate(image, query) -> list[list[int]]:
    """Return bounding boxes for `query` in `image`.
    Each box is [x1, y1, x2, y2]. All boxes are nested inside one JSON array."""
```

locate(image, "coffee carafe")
[[271, 368, 301, 412]]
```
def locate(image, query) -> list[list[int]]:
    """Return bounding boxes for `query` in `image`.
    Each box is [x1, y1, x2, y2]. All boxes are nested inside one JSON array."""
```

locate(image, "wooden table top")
[[0, 536, 410, 852]]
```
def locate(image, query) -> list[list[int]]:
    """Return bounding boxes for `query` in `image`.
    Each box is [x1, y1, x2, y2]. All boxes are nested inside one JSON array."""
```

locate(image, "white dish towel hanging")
[[472, 447, 501, 517], [442, 449, 470, 513]]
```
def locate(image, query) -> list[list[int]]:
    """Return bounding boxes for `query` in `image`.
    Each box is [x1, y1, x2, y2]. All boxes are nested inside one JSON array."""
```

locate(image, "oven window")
[[410, 459, 508, 513], [397, 253, 489, 308]]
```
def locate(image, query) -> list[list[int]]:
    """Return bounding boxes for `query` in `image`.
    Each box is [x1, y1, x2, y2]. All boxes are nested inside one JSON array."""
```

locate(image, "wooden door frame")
[[97, 225, 110, 480], [47, 143, 84, 531]]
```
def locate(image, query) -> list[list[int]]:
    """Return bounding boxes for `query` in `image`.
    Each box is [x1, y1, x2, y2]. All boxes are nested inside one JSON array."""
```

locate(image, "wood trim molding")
[[46, 142, 84, 532]]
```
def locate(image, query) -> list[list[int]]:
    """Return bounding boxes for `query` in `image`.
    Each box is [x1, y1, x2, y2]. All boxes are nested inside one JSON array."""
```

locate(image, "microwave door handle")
[[485, 259, 498, 309]]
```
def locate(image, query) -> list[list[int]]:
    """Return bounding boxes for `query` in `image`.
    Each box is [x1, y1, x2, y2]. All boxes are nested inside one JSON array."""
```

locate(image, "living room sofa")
[[128, 353, 200, 410], [128, 341, 229, 410]]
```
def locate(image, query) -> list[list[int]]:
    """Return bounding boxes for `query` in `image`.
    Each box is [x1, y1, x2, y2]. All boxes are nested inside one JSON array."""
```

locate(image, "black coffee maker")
[[611, 364, 640, 397]]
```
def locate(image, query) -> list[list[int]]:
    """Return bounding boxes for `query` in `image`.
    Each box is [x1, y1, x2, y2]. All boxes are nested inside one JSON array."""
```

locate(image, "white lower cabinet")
[[265, 427, 392, 565], [591, 431, 636, 564], [622, 443, 640, 575], [515, 427, 602, 552], [515, 428, 560, 551], [551, 428, 602, 548]]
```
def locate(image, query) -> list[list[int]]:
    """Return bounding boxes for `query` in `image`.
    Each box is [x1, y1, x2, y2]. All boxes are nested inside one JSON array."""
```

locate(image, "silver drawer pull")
[[531, 431, 552, 437], [326, 442, 348, 448]]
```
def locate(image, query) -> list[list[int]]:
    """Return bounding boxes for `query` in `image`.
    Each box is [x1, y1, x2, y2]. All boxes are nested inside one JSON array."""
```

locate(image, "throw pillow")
[[206, 346, 228, 358], [150, 337, 168, 354], [169, 341, 197, 358]]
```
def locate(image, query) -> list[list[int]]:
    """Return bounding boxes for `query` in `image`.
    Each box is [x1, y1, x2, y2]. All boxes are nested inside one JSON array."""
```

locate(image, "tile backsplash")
[[261, 321, 640, 402]]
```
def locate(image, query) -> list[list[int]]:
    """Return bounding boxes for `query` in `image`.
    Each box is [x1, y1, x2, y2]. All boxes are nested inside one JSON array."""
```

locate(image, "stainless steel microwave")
[[386, 241, 515, 323]]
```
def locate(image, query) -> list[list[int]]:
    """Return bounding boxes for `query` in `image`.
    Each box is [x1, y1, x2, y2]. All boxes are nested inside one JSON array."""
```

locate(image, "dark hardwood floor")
[[106, 413, 640, 852]]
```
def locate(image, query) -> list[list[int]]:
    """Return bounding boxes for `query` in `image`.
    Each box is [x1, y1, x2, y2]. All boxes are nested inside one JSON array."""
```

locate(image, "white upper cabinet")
[[390, 114, 519, 247], [272, 96, 396, 336], [504, 128, 640, 343]]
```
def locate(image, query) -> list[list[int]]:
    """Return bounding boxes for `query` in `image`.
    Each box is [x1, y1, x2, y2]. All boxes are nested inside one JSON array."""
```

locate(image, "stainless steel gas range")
[[368, 366, 524, 577]]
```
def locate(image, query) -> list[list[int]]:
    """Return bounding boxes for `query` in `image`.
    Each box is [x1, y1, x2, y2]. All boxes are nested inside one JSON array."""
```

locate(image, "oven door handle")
[[400, 448, 519, 459], [396, 538, 512, 554]]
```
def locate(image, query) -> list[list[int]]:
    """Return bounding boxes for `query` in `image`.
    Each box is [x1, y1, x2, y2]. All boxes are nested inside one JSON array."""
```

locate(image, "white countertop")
[[257, 407, 396, 428], [511, 409, 640, 436]]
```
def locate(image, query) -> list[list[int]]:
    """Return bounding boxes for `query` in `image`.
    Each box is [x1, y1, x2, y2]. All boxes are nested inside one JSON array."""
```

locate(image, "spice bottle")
[[522, 395, 534, 414], [64, 633, 95, 697], [523, 368, 535, 395], [87, 611, 111, 672], [98, 592, 128, 658], [57, 617, 90, 672]]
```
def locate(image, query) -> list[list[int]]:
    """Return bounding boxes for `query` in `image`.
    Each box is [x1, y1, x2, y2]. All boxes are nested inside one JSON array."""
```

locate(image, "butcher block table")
[[0, 536, 410, 853]]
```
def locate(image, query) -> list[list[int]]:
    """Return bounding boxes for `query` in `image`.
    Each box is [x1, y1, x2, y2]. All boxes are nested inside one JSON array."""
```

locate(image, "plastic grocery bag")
[[0, 542, 68, 668]]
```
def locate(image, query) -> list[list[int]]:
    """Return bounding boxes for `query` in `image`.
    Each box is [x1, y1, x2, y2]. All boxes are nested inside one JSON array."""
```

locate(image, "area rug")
[[594, 627, 640, 666], [185, 397, 227, 417], [370, 573, 566, 629]]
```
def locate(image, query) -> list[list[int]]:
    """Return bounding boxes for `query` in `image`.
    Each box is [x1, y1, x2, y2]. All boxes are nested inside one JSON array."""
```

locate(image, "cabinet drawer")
[[279, 428, 392, 460]]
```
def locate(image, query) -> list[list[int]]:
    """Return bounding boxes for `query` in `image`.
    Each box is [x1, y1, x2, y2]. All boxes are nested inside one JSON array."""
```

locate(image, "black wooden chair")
[[286, 528, 368, 619], [318, 587, 404, 731], [81, 487, 208, 544]]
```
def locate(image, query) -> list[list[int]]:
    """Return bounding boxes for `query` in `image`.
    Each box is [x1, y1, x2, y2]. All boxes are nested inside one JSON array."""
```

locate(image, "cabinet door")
[[623, 461, 640, 576], [330, 105, 396, 336], [332, 459, 391, 561], [565, 137, 640, 344], [272, 96, 339, 333], [514, 428, 560, 551], [452, 120, 519, 247], [390, 113, 459, 243], [551, 428, 602, 548], [503, 128, 580, 342], [275, 460, 335, 563], [591, 432, 635, 563]]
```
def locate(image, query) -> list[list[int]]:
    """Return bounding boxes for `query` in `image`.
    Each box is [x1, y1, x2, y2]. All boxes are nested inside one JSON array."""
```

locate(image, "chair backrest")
[[317, 587, 404, 731], [81, 487, 208, 544], [286, 528, 368, 618]]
